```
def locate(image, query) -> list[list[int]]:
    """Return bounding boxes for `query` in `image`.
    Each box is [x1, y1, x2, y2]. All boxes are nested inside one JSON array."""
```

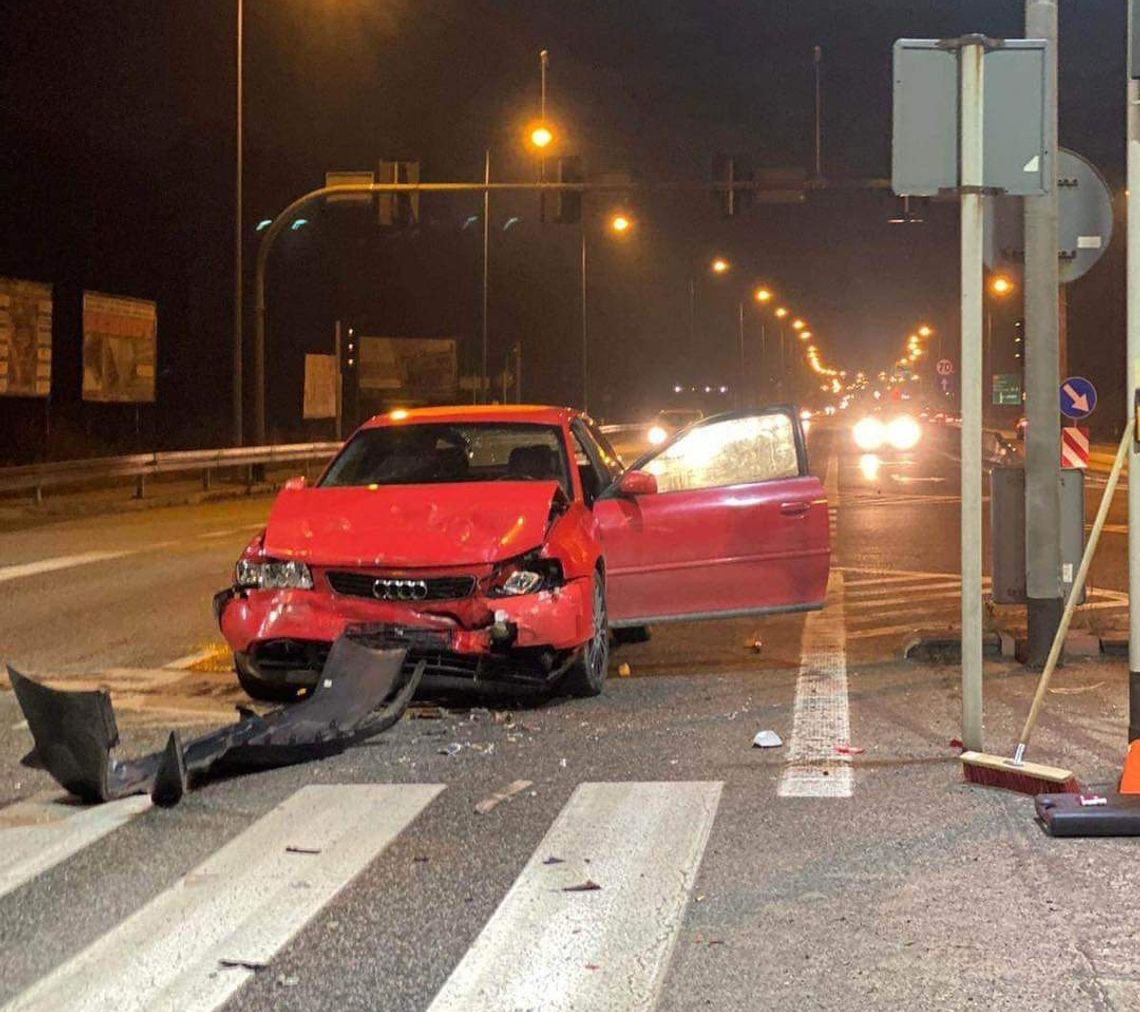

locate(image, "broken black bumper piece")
[[9, 631, 422, 807], [1035, 792, 1140, 836]]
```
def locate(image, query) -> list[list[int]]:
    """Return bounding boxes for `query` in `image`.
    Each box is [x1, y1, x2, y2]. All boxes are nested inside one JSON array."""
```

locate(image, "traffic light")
[[378, 160, 420, 227], [711, 155, 753, 216], [542, 156, 582, 224]]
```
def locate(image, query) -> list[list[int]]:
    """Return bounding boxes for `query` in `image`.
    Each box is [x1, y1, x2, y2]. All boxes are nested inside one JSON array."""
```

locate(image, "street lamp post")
[[233, 0, 243, 445]]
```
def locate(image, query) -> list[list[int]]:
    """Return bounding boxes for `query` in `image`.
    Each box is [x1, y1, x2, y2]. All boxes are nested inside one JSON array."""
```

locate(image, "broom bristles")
[[960, 750, 1081, 796]]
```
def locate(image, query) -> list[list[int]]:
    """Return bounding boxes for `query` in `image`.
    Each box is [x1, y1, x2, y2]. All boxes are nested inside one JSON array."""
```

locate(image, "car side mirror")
[[283, 476, 307, 491], [617, 469, 657, 497]]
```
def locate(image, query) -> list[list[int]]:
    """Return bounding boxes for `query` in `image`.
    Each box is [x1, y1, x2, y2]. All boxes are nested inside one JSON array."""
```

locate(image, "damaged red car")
[[215, 404, 829, 700]]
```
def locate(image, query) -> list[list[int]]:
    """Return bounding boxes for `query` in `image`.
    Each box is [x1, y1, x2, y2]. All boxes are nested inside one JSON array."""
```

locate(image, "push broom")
[[961, 424, 1131, 795]]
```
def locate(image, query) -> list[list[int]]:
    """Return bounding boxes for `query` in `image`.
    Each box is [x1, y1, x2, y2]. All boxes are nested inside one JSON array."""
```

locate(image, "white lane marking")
[[427, 781, 722, 1012], [5, 784, 443, 1012], [779, 570, 852, 798], [848, 588, 966, 610], [193, 529, 245, 540], [0, 794, 151, 901], [0, 550, 133, 585], [845, 623, 954, 641]]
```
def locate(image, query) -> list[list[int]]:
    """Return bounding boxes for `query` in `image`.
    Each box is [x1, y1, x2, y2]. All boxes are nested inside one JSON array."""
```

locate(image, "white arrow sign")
[[1062, 382, 1089, 414]]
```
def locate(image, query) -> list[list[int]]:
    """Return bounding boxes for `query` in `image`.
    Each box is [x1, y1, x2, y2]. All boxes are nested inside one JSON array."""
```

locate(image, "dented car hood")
[[263, 480, 561, 568]]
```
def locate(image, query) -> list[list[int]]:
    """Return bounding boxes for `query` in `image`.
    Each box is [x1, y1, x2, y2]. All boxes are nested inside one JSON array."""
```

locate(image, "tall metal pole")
[[482, 149, 490, 403], [1024, 0, 1062, 667], [959, 38, 985, 752], [760, 322, 767, 395], [233, 0, 244, 445], [333, 319, 343, 441], [1127, 0, 1140, 742], [581, 228, 589, 412], [688, 278, 695, 356], [540, 49, 548, 120], [737, 301, 746, 409], [813, 45, 823, 181]]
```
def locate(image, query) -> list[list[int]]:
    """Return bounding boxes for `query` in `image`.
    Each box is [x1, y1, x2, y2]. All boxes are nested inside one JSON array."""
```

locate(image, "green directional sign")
[[992, 373, 1021, 406]]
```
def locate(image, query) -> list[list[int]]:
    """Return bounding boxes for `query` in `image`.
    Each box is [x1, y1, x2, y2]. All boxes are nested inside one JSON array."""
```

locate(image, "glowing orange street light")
[[918, 325, 932, 337], [529, 124, 554, 149], [775, 306, 789, 319], [710, 257, 730, 274], [792, 318, 805, 330], [990, 275, 1014, 296], [754, 287, 772, 303], [609, 213, 632, 234]]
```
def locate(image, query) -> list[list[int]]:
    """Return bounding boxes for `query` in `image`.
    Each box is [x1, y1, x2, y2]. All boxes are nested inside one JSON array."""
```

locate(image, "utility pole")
[[233, 0, 244, 445], [482, 149, 491, 403], [1024, 0, 1062, 667], [581, 229, 589, 412], [959, 37, 986, 751], [813, 46, 823, 181], [737, 301, 746, 409], [1127, 0, 1140, 741]]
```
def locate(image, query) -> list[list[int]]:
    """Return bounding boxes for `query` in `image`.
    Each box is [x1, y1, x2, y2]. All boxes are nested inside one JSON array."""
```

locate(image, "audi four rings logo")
[[372, 578, 429, 601]]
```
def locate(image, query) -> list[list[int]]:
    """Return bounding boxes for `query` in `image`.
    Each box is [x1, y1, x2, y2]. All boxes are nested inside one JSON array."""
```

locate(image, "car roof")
[[359, 404, 580, 430]]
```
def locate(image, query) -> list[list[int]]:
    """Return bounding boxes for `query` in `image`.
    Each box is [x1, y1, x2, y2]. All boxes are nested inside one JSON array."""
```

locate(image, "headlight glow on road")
[[858, 453, 881, 481], [647, 425, 668, 445], [887, 415, 922, 451], [852, 416, 885, 451]]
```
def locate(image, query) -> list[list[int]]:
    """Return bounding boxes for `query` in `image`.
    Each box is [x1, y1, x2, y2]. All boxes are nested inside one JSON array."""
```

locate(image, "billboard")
[[303, 353, 339, 419], [0, 277, 52, 398], [82, 292, 157, 402], [357, 337, 458, 402]]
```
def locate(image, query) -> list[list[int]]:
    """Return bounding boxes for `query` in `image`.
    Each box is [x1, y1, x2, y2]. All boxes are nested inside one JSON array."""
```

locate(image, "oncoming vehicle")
[[215, 405, 830, 701], [852, 412, 922, 453], [647, 407, 704, 445]]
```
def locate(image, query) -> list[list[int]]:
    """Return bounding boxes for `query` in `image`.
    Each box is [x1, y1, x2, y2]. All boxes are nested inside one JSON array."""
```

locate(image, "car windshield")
[[319, 422, 571, 492], [658, 410, 702, 427]]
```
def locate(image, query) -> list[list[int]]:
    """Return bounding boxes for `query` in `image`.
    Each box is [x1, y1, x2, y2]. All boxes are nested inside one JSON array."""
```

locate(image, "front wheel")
[[561, 571, 610, 697]]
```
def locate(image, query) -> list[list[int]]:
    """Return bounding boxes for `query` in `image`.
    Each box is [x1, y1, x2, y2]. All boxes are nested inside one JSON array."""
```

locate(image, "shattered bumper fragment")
[[9, 631, 422, 807]]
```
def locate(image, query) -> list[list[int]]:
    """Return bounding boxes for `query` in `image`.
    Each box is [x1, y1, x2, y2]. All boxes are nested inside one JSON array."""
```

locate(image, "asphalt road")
[[2, 420, 1139, 1011]]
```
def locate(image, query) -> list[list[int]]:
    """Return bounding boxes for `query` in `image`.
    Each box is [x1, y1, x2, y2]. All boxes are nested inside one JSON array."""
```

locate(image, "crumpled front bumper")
[[215, 577, 591, 690]]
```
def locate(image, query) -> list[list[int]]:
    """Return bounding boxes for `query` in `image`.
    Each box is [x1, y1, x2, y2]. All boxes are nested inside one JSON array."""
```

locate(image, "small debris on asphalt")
[[748, 636, 763, 653], [585, 963, 601, 970], [949, 738, 964, 749], [834, 744, 865, 756], [284, 845, 321, 855], [559, 757, 568, 768], [1049, 682, 1106, 695], [475, 778, 534, 814], [752, 730, 783, 749], [492, 710, 516, 727], [562, 879, 602, 892], [219, 958, 268, 971], [543, 856, 565, 865], [439, 743, 462, 757], [276, 974, 299, 988], [408, 705, 446, 720], [413, 855, 429, 863], [617, 662, 632, 677]]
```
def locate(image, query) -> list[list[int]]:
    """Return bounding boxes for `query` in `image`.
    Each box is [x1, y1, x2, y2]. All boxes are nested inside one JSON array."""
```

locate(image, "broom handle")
[[1016, 424, 1132, 752]]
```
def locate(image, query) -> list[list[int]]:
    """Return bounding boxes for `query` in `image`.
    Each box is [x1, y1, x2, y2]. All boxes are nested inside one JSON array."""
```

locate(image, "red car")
[[215, 404, 829, 700]]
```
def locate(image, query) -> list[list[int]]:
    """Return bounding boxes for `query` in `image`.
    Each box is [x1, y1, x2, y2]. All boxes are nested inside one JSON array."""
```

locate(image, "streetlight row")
[[704, 256, 838, 383]]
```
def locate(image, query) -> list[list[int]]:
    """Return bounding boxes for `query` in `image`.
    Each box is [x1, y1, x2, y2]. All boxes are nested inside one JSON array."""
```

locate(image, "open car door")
[[592, 409, 829, 626]]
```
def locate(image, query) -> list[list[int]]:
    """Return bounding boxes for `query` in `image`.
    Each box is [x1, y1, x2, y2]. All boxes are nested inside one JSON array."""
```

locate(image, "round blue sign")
[[1059, 376, 1096, 419]]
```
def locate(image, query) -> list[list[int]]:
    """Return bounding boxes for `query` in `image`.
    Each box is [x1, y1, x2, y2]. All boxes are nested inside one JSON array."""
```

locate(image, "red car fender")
[[539, 501, 601, 582]]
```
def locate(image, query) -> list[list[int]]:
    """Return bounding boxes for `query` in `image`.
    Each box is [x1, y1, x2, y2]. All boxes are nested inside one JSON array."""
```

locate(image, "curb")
[[904, 631, 1111, 662]]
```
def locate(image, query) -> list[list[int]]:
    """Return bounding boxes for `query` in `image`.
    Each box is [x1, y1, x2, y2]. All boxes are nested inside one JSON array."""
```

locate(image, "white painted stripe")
[[0, 550, 133, 585], [845, 622, 954, 641], [848, 588, 965, 610], [0, 794, 151, 901], [845, 579, 960, 599], [5, 784, 443, 1012], [779, 570, 852, 798], [427, 781, 722, 1012]]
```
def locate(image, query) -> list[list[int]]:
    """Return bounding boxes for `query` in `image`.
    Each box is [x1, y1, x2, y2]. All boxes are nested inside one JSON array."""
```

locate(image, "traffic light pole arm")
[[252, 176, 891, 444]]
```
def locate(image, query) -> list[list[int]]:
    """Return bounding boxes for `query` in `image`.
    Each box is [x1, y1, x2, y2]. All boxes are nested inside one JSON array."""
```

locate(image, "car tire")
[[561, 571, 610, 697], [234, 653, 307, 703]]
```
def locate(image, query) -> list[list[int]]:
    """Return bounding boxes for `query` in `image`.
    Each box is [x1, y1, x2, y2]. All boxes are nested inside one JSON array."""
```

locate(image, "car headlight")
[[852, 416, 885, 451], [235, 557, 314, 590], [886, 415, 921, 451], [647, 424, 668, 445], [487, 553, 564, 597]]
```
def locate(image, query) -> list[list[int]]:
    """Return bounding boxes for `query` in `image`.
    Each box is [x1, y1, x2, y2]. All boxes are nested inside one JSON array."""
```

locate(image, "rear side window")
[[642, 412, 800, 493]]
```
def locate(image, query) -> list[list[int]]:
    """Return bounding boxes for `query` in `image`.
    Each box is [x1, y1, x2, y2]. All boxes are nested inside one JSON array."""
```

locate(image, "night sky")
[[0, 1, 1128, 460]]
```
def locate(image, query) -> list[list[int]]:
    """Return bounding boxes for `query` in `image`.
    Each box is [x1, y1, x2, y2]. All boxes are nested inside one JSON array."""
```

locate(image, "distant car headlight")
[[235, 557, 314, 590], [853, 416, 886, 451], [647, 424, 668, 445], [886, 415, 922, 451]]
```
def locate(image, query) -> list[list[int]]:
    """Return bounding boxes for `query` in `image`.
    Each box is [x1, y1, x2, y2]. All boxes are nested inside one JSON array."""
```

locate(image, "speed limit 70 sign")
[[936, 358, 954, 376]]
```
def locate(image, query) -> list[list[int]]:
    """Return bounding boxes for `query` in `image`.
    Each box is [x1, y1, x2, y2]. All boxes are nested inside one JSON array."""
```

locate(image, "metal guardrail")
[[0, 442, 342, 503]]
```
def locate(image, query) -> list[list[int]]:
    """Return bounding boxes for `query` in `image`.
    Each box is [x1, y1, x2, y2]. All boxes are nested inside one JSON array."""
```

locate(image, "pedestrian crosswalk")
[[836, 566, 1128, 641], [0, 781, 725, 1012]]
